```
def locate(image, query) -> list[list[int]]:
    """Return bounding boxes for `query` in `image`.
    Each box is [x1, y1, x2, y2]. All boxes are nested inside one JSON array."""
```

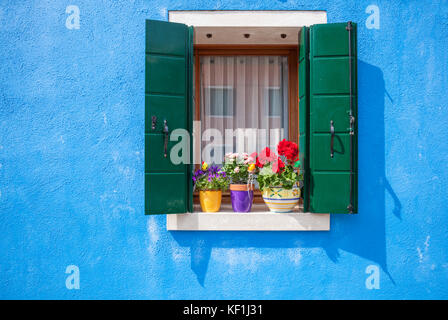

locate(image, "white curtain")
[[200, 55, 289, 164]]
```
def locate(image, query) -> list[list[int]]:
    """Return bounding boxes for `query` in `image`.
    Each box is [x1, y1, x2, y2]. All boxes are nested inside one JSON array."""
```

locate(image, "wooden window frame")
[[194, 44, 299, 204]]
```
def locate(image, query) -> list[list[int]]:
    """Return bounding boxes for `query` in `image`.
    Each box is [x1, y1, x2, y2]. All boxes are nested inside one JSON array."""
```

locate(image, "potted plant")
[[256, 139, 303, 213], [193, 162, 229, 212], [222, 153, 257, 213]]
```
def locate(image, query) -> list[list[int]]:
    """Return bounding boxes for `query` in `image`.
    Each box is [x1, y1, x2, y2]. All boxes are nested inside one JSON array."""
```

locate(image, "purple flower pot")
[[230, 184, 254, 213]]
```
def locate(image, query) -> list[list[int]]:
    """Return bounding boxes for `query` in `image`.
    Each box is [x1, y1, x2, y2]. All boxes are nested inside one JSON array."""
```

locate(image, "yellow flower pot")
[[199, 190, 222, 212], [262, 186, 301, 213]]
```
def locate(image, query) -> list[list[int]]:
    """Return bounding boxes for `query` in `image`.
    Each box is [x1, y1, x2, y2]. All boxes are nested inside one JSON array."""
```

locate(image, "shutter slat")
[[298, 27, 310, 212]]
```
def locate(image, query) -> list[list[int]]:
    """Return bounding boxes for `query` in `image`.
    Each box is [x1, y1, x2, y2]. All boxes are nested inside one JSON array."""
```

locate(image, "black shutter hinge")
[[346, 21, 353, 31], [347, 204, 354, 214], [349, 115, 355, 135]]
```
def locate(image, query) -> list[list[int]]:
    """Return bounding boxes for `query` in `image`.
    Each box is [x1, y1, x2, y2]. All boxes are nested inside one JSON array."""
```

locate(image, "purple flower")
[[193, 168, 206, 177], [209, 165, 220, 174]]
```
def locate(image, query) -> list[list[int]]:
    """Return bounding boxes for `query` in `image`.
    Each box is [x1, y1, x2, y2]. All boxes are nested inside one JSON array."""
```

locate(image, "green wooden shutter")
[[298, 26, 310, 212], [145, 20, 193, 214], [309, 22, 358, 214]]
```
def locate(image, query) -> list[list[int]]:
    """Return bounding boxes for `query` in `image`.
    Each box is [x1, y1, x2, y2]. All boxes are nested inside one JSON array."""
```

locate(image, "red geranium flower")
[[272, 157, 285, 173], [258, 147, 277, 165], [277, 139, 299, 162], [255, 157, 264, 168]]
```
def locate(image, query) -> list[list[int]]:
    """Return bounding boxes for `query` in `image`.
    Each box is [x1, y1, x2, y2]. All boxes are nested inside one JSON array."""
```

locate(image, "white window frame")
[[205, 85, 235, 118], [264, 86, 284, 119], [168, 10, 330, 231]]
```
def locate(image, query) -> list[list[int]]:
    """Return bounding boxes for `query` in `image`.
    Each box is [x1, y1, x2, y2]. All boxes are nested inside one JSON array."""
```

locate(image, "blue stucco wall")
[[1, 0, 447, 299]]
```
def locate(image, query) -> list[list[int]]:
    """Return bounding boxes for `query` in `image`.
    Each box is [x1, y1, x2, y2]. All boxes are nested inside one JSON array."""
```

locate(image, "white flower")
[[234, 167, 240, 173], [244, 156, 254, 164]]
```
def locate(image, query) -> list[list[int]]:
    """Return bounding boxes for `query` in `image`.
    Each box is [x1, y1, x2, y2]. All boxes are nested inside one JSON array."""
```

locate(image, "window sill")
[[166, 204, 330, 231]]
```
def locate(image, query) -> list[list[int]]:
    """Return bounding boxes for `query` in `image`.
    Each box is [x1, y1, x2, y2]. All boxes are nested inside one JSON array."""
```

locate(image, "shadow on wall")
[[170, 60, 402, 287]]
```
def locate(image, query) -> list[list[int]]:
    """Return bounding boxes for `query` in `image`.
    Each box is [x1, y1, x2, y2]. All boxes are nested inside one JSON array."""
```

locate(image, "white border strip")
[[169, 10, 327, 26], [167, 212, 330, 231]]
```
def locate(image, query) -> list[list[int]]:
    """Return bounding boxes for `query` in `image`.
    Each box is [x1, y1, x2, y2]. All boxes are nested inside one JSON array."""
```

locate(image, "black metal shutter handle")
[[330, 120, 335, 158], [163, 120, 169, 158]]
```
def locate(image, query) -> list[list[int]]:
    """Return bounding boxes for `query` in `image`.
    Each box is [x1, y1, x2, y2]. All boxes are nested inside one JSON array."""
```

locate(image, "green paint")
[[145, 20, 193, 214], [309, 22, 358, 213], [298, 26, 310, 212]]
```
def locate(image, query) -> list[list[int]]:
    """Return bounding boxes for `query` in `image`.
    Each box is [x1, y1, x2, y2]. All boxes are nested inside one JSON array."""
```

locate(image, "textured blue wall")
[[1, 0, 447, 299]]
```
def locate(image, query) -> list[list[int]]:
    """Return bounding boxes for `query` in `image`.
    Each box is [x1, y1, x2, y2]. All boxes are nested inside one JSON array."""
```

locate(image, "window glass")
[[267, 87, 283, 117], [208, 87, 235, 117]]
